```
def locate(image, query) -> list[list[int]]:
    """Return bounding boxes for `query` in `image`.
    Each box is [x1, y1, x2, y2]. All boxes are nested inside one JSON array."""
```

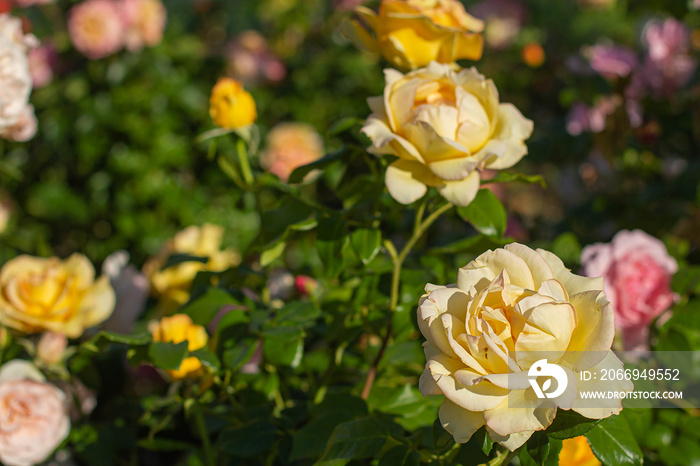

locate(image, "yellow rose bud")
[[0, 254, 115, 338], [418, 244, 632, 451], [362, 62, 533, 206], [559, 436, 601, 466], [143, 224, 240, 310], [346, 0, 484, 70], [150, 314, 209, 380], [209, 77, 257, 129]]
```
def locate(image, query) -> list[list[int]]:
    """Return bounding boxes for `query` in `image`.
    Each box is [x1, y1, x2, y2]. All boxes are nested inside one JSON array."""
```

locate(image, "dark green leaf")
[[276, 302, 321, 327], [350, 228, 381, 264], [317, 213, 348, 277], [189, 348, 220, 370], [162, 253, 208, 270], [585, 414, 643, 466], [221, 340, 257, 370], [547, 410, 601, 439], [180, 288, 236, 326], [457, 189, 507, 237], [148, 341, 189, 371], [379, 445, 420, 466], [318, 418, 389, 463], [520, 436, 563, 466], [328, 118, 364, 136], [92, 331, 151, 346], [219, 421, 278, 458], [288, 148, 346, 184], [262, 326, 304, 367], [290, 412, 355, 460]]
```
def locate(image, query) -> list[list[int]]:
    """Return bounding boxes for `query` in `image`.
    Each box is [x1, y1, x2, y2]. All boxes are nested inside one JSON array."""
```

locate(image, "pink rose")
[[28, 42, 56, 88], [0, 360, 70, 466], [227, 30, 286, 85], [260, 123, 324, 182], [581, 230, 677, 350], [641, 18, 697, 97], [588, 44, 638, 80], [68, 0, 125, 59]]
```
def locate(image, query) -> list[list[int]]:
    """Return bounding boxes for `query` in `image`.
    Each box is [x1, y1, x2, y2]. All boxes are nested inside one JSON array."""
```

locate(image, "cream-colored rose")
[[0, 14, 37, 136], [418, 243, 632, 450], [0, 254, 116, 338], [143, 224, 240, 309], [362, 62, 533, 206], [0, 360, 70, 466], [1, 104, 37, 142]]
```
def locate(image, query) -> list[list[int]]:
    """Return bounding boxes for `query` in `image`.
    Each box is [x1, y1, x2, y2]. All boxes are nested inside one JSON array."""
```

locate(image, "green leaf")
[[219, 421, 278, 458], [318, 418, 390, 463], [189, 348, 220, 370], [378, 445, 420, 466], [482, 171, 546, 188], [457, 189, 507, 237], [551, 232, 582, 266], [261, 241, 286, 267], [148, 341, 189, 371], [180, 288, 236, 326], [475, 427, 493, 455], [350, 229, 381, 264], [328, 117, 364, 136], [317, 213, 348, 277], [290, 412, 356, 461], [262, 326, 304, 367], [162, 253, 208, 270], [288, 148, 346, 184], [520, 436, 563, 466], [276, 302, 321, 328], [92, 331, 151, 346], [585, 414, 643, 466], [547, 410, 601, 440], [221, 340, 257, 370]]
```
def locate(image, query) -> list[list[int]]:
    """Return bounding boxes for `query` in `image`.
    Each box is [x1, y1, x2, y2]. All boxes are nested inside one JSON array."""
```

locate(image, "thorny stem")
[[361, 202, 453, 399]]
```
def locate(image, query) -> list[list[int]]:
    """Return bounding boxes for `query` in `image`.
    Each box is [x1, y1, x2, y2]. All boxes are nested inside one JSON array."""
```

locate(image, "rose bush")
[[418, 243, 631, 449], [362, 62, 533, 206]]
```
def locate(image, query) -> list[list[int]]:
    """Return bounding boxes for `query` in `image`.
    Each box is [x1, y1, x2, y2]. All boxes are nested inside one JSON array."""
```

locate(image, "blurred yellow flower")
[[0, 254, 115, 338], [150, 314, 208, 379], [559, 436, 601, 466], [346, 0, 484, 70], [209, 77, 257, 129], [143, 224, 240, 310]]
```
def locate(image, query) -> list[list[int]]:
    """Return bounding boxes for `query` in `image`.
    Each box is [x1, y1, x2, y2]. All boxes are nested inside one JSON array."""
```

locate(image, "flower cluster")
[[68, 0, 166, 59]]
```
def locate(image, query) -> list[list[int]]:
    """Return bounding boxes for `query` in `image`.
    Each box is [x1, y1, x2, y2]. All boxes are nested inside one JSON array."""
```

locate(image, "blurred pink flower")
[[36, 332, 68, 365], [641, 18, 697, 96], [13, 0, 55, 6], [227, 30, 285, 85], [68, 0, 125, 59], [101, 250, 149, 334], [588, 44, 638, 79], [334, 0, 366, 11], [1, 104, 37, 142], [120, 0, 167, 51], [260, 123, 324, 182], [28, 43, 56, 88], [581, 230, 678, 351], [566, 102, 592, 136], [295, 275, 318, 297], [566, 95, 641, 136], [469, 0, 527, 50]]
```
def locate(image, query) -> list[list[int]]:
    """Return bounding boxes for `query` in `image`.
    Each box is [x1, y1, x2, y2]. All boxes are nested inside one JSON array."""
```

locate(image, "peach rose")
[[347, 0, 484, 70], [362, 62, 533, 206], [260, 123, 324, 182], [0, 360, 70, 466], [418, 243, 631, 450], [121, 0, 167, 51], [0, 254, 116, 338], [68, 0, 125, 59], [581, 230, 677, 351]]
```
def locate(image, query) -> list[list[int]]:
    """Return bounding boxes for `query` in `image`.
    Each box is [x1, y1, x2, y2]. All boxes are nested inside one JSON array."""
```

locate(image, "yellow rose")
[[0, 254, 115, 338], [559, 436, 601, 466], [347, 0, 484, 70], [209, 77, 257, 129], [418, 243, 632, 450], [150, 314, 208, 379], [143, 224, 240, 309], [362, 62, 533, 206]]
